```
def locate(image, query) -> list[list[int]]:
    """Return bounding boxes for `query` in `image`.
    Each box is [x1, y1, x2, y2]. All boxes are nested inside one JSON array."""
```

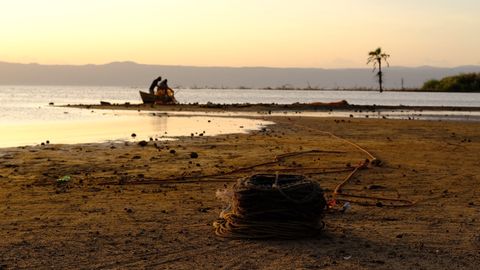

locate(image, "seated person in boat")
[[156, 79, 169, 94], [155, 79, 177, 104]]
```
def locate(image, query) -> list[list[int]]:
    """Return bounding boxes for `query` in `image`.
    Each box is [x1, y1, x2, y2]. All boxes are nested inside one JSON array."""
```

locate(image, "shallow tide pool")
[[0, 109, 273, 148]]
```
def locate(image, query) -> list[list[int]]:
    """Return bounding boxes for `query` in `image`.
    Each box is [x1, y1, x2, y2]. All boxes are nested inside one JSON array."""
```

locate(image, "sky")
[[1, 0, 479, 68]]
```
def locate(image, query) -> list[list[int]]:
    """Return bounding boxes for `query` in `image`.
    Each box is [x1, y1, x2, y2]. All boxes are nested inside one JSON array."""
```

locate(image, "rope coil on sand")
[[213, 122, 418, 238], [213, 174, 327, 239]]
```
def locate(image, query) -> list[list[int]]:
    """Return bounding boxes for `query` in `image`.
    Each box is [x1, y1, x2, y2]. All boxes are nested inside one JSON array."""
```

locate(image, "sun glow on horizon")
[[1, 0, 479, 68]]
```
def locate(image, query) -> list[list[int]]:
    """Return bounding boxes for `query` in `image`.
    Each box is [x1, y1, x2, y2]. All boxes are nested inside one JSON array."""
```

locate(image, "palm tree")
[[367, 47, 390, 92]]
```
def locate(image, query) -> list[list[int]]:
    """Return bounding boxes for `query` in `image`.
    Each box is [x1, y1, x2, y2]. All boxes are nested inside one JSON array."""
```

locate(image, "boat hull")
[[139, 91, 177, 104]]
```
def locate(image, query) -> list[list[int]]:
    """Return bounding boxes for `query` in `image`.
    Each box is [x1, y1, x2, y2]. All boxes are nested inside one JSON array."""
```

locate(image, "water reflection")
[[0, 114, 272, 148], [149, 114, 167, 136]]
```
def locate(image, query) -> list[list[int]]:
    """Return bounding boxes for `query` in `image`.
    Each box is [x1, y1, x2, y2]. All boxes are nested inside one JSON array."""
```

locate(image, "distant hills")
[[1, 61, 480, 89]]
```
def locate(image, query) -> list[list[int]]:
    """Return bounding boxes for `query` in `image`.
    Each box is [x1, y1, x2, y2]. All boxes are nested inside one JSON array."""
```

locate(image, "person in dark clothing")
[[158, 79, 169, 91], [156, 79, 168, 95], [149, 76, 162, 94]]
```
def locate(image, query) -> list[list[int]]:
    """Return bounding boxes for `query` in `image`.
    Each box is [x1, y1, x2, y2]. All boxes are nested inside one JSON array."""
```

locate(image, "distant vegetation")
[[422, 73, 480, 92]]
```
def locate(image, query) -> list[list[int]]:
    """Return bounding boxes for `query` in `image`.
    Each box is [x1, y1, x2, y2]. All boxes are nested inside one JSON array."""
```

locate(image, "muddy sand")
[[1, 109, 480, 269], [67, 102, 480, 113]]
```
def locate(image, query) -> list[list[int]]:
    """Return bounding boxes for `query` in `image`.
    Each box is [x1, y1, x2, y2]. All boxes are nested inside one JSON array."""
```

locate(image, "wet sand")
[[67, 102, 480, 113], [1, 110, 480, 269]]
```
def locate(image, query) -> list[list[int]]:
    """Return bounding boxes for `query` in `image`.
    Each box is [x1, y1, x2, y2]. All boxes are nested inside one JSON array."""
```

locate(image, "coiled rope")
[[213, 174, 327, 239]]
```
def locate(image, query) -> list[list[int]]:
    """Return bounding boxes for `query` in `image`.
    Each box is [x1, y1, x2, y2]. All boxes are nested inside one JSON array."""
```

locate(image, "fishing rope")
[[214, 120, 422, 238], [97, 150, 349, 186], [213, 174, 327, 239], [98, 119, 416, 208], [290, 121, 416, 207]]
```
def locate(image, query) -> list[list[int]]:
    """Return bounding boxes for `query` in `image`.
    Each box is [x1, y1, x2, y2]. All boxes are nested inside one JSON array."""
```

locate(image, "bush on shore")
[[422, 73, 480, 92]]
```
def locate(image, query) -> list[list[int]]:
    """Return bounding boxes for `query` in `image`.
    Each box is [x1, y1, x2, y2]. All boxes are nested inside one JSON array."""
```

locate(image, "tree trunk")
[[378, 60, 383, 93]]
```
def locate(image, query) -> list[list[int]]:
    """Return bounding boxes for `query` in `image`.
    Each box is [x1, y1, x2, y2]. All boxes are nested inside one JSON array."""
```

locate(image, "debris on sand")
[[367, 184, 386, 190], [138, 140, 148, 147], [56, 175, 71, 183]]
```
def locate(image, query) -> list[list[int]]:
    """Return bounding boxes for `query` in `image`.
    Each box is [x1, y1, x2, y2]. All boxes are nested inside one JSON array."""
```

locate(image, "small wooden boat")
[[139, 91, 158, 104], [139, 90, 178, 104]]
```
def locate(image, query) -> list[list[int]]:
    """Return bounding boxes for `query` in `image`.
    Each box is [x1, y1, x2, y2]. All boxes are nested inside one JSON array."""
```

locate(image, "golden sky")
[[1, 0, 479, 68]]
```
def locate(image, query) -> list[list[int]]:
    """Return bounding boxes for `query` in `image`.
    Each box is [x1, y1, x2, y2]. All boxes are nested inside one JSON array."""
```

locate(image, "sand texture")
[[1, 116, 479, 269]]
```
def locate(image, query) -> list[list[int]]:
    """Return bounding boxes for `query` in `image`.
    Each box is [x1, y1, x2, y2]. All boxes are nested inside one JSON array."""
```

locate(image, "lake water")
[[0, 86, 277, 148], [1, 86, 479, 147], [2, 85, 480, 107], [0, 112, 272, 148]]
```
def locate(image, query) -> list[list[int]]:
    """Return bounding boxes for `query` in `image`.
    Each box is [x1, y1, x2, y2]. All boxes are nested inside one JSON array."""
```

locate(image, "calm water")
[[1, 85, 479, 147], [0, 113, 272, 148], [1, 85, 480, 121], [2, 86, 480, 107], [0, 86, 277, 147]]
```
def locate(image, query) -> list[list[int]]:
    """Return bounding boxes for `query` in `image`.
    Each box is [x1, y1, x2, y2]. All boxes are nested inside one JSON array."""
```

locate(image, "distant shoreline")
[[2, 61, 480, 89], [183, 87, 480, 93], [66, 102, 480, 112]]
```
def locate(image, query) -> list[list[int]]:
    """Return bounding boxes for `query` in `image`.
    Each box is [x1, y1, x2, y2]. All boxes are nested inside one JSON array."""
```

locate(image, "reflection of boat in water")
[[139, 89, 178, 104]]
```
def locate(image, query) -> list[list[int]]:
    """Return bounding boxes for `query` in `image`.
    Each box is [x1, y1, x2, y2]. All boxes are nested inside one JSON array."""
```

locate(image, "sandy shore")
[[1, 111, 480, 269]]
